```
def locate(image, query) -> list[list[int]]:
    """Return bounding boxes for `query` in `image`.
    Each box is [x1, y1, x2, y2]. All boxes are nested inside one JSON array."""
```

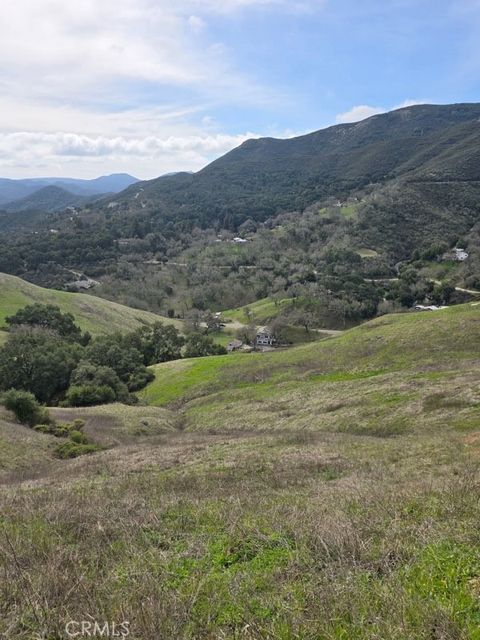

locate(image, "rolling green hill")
[[0, 272, 182, 342], [140, 302, 480, 410], [2, 299, 480, 638]]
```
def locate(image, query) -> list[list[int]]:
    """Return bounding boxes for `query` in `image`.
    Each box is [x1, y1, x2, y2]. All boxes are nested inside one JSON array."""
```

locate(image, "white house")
[[256, 327, 276, 347], [453, 248, 469, 262]]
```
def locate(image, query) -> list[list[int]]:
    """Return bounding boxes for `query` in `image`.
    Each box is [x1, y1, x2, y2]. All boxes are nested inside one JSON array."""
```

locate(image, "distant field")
[[339, 204, 358, 219], [222, 296, 292, 324], [0, 272, 182, 335]]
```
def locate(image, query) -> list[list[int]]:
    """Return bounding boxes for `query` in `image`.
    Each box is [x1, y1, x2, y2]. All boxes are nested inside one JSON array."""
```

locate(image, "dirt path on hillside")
[[430, 279, 480, 295]]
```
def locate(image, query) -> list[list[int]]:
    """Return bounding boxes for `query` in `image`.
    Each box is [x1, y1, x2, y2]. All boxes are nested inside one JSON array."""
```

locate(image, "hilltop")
[[112, 103, 480, 233]]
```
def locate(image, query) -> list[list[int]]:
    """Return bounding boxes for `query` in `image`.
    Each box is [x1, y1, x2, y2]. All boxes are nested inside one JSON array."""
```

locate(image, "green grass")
[[140, 353, 249, 406], [2, 300, 480, 639], [141, 303, 480, 409], [0, 272, 182, 336], [340, 204, 358, 219], [221, 297, 292, 324], [209, 330, 232, 347]]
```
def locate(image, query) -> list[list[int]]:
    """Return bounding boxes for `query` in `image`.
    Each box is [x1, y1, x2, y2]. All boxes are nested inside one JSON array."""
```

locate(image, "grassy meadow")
[[1, 303, 480, 638]]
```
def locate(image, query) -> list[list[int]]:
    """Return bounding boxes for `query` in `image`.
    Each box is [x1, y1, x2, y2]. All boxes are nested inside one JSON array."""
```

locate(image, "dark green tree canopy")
[[6, 303, 88, 343], [184, 334, 227, 358], [0, 328, 82, 403]]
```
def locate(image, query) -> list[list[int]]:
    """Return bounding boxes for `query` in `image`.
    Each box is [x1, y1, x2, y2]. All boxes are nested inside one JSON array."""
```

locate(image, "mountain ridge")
[[0, 173, 138, 205], [109, 103, 480, 228]]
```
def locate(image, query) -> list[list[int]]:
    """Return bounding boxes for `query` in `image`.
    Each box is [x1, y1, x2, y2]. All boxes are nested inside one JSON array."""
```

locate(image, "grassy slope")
[[0, 272, 182, 336], [221, 296, 292, 324], [140, 303, 480, 408], [2, 303, 480, 639]]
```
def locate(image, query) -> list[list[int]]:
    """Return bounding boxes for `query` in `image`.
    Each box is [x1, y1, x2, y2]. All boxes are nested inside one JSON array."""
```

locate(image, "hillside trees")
[[0, 328, 82, 403], [184, 334, 227, 358], [6, 303, 90, 344], [0, 306, 186, 406]]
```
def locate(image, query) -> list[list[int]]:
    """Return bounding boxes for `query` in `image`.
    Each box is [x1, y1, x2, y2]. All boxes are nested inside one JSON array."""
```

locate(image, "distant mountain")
[[0, 173, 138, 205], [3, 103, 480, 293], [1, 185, 104, 214], [110, 103, 480, 228], [53, 173, 139, 196]]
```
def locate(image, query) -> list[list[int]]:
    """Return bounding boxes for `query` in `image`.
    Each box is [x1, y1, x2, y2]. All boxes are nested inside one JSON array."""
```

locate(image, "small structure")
[[65, 278, 99, 291], [256, 326, 276, 347], [227, 339, 243, 352], [453, 248, 469, 262], [233, 237, 248, 244], [414, 304, 447, 312]]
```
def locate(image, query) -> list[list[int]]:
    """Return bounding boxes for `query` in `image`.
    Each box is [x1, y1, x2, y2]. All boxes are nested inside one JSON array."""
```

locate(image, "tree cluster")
[[0, 304, 225, 407]]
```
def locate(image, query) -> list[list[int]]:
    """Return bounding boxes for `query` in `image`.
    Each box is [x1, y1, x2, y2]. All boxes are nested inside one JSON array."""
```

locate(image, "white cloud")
[[188, 15, 207, 33], [335, 99, 426, 124], [393, 99, 426, 109], [0, 0, 303, 177], [335, 105, 385, 124], [0, 130, 263, 179], [192, 0, 322, 13]]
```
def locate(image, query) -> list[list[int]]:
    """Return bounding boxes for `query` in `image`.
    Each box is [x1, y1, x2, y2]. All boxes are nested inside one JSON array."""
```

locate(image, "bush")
[[69, 429, 88, 444], [65, 384, 116, 407], [1, 389, 50, 426], [33, 420, 84, 438], [54, 441, 101, 459]]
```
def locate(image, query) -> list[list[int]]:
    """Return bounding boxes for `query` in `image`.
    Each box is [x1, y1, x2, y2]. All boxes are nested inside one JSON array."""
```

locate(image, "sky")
[[1, 0, 480, 179]]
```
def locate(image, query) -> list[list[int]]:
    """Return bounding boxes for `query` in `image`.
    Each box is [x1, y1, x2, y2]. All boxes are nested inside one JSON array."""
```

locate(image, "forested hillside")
[[2, 103, 480, 326]]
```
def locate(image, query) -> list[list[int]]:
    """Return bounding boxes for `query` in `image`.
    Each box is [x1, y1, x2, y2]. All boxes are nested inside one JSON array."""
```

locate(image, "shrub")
[[1, 389, 50, 426], [33, 424, 54, 434], [70, 430, 88, 444], [33, 421, 78, 438], [65, 384, 116, 407], [54, 441, 101, 459]]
